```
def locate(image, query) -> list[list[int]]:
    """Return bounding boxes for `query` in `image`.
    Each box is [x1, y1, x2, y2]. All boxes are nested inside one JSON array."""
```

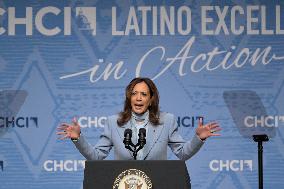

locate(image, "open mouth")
[[134, 104, 144, 109]]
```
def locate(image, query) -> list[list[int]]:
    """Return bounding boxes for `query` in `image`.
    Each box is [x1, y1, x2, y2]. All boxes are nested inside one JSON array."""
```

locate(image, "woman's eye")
[[142, 92, 147, 96], [131, 92, 137, 95]]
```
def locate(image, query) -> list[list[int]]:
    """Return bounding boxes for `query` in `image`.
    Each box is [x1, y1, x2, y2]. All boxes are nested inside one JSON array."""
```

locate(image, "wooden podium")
[[84, 160, 191, 189]]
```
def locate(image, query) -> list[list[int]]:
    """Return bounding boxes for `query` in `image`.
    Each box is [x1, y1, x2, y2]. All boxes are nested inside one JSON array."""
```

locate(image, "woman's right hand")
[[57, 118, 81, 140]]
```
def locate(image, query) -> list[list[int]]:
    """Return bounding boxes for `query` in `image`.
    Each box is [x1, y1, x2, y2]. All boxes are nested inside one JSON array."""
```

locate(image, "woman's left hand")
[[196, 118, 221, 140]]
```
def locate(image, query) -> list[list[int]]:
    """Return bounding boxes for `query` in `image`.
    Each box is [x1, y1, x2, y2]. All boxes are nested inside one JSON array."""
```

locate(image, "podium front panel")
[[84, 160, 191, 189]]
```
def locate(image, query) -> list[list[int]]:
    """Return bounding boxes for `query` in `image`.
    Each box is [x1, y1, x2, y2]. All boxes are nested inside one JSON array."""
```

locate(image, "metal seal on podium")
[[113, 169, 152, 189]]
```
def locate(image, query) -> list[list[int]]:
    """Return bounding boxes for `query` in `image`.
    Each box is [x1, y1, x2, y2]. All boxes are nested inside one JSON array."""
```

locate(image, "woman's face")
[[130, 82, 152, 115]]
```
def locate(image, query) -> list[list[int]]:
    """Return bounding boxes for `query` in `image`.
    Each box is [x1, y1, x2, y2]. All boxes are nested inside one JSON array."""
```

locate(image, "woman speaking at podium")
[[57, 77, 221, 160]]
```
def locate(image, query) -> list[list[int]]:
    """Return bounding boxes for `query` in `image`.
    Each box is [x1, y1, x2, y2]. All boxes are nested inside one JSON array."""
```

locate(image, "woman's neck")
[[132, 110, 149, 122]]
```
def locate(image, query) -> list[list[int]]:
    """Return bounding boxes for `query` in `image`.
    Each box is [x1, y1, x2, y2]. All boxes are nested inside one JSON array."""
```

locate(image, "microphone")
[[123, 129, 133, 147], [123, 128, 146, 160], [138, 128, 146, 147]]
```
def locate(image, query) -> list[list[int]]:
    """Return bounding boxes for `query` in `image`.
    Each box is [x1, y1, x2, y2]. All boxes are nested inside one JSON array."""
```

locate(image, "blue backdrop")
[[0, 0, 284, 188]]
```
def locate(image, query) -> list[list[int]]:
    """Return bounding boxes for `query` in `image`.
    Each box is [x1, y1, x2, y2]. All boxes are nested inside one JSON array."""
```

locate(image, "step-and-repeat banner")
[[0, 0, 284, 188]]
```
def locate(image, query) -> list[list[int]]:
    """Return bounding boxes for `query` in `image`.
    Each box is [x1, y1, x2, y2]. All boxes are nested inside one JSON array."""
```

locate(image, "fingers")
[[58, 134, 70, 140], [56, 131, 71, 140], [206, 122, 218, 127], [209, 124, 220, 130], [72, 117, 79, 127], [205, 122, 219, 132], [205, 121, 221, 136], [57, 122, 71, 139], [56, 131, 66, 135], [210, 133, 221, 136], [57, 126, 67, 131], [198, 119, 219, 128], [59, 118, 80, 129], [198, 117, 203, 127], [209, 124, 222, 136], [57, 118, 80, 140], [57, 122, 78, 132], [57, 123, 71, 130], [210, 127, 222, 133]]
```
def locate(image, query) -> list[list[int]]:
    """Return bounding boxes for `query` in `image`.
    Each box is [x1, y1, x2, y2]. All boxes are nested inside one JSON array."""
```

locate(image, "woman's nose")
[[136, 94, 142, 100]]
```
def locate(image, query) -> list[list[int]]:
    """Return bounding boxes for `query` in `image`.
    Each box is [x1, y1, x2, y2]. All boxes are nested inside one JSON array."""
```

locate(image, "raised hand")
[[57, 118, 81, 140], [195, 118, 221, 140]]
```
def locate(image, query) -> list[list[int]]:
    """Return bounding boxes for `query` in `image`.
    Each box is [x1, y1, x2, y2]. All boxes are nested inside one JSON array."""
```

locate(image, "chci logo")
[[113, 169, 152, 189]]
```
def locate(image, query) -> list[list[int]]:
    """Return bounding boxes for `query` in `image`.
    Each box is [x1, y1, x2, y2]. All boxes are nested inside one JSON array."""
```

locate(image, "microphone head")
[[138, 128, 146, 137], [138, 128, 146, 146], [124, 128, 132, 138], [123, 129, 133, 146]]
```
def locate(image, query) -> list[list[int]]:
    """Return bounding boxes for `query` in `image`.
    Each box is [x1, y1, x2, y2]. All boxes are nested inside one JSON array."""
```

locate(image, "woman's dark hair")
[[117, 77, 160, 126]]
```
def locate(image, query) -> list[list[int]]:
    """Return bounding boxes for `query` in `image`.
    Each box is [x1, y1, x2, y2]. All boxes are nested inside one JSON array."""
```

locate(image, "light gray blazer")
[[73, 112, 204, 160]]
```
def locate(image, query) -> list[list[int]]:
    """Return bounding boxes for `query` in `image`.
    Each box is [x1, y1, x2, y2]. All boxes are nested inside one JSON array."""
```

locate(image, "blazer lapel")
[[116, 121, 131, 141], [142, 123, 164, 160]]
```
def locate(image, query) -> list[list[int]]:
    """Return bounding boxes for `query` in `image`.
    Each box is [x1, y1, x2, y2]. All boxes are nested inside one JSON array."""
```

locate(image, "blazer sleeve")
[[167, 114, 204, 160], [72, 117, 113, 160]]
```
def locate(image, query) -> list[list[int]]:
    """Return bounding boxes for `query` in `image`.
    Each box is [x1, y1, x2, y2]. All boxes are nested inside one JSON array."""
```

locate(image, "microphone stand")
[[123, 129, 146, 160], [124, 140, 146, 160], [253, 134, 269, 189]]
